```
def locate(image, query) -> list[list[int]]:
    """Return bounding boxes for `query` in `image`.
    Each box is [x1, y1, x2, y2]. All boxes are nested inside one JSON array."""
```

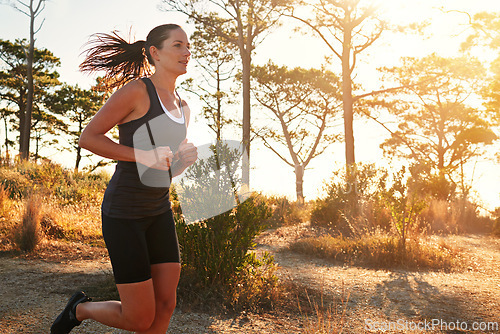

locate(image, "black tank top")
[[102, 77, 187, 219]]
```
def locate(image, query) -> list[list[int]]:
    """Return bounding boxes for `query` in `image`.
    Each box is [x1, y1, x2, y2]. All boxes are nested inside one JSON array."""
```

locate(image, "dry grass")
[[12, 194, 43, 252], [298, 283, 349, 334], [0, 184, 9, 214], [40, 200, 103, 243], [0, 160, 107, 252], [289, 231, 460, 271], [1, 195, 104, 250]]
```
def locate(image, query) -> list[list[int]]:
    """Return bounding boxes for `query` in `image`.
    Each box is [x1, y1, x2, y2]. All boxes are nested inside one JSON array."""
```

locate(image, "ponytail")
[[80, 24, 183, 90], [80, 32, 151, 90]]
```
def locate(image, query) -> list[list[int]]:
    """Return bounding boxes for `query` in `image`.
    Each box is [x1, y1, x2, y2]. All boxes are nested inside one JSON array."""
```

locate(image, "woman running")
[[50, 23, 197, 333]]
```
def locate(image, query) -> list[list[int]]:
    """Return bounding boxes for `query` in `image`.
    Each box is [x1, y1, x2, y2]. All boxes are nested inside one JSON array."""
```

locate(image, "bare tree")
[[160, 0, 291, 191], [180, 27, 238, 141], [251, 62, 342, 203], [286, 0, 386, 172], [9, 0, 47, 160]]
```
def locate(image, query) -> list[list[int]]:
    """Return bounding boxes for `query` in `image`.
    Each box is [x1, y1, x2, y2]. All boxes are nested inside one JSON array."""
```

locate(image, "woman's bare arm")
[[79, 80, 173, 170]]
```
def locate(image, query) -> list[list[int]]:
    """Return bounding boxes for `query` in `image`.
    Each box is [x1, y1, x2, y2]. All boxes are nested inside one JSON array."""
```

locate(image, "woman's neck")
[[150, 72, 177, 95]]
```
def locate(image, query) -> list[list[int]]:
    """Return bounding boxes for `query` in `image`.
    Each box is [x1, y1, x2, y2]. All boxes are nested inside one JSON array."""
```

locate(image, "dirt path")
[[0, 226, 499, 333], [256, 224, 500, 333]]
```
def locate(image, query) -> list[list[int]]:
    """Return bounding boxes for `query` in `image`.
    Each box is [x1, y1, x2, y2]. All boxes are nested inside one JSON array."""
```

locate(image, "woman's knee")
[[125, 311, 155, 332], [157, 295, 177, 314], [116, 279, 156, 331]]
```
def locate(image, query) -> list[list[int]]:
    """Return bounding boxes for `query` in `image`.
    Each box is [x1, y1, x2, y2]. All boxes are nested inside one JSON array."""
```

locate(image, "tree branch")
[[285, 11, 342, 60]]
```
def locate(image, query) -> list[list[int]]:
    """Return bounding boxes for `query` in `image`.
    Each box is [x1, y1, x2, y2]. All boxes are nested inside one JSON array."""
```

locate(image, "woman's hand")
[[136, 146, 174, 170], [175, 139, 198, 167], [172, 139, 198, 176]]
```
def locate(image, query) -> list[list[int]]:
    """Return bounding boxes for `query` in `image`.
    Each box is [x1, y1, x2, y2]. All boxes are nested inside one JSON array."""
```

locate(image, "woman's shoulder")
[[108, 78, 149, 104], [102, 78, 150, 115], [119, 78, 148, 95]]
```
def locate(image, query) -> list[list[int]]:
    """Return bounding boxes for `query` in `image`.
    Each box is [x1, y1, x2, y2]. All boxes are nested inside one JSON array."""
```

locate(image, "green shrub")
[[310, 183, 346, 231], [0, 160, 108, 205], [172, 142, 281, 310], [176, 195, 278, 310], [227, 251, 280, 311], [262, 195, 304, 228], [0, 168, 31, 199], [176, 195, 270, 285], [310, 163, 386, 234]]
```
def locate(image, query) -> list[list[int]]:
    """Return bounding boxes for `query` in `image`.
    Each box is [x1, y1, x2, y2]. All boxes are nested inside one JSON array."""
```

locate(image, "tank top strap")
[[141, 77, 158, 107], [175, 90, 185, 117]]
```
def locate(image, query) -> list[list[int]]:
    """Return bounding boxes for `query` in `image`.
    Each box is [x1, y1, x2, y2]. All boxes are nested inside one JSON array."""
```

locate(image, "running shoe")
[[50, 291, 92, 334]]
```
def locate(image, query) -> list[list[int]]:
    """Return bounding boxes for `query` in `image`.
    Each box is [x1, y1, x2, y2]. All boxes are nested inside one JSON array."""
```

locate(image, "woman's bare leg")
[[137, 262, 181, 334], [75, 279, 156, 332]]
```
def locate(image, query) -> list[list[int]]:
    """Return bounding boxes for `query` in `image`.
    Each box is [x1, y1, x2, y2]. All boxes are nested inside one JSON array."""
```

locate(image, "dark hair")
[[80, 24, 182, 89]]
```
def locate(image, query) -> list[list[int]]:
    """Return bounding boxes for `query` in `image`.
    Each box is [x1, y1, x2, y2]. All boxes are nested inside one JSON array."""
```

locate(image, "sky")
[[0, 0, 499, 211]]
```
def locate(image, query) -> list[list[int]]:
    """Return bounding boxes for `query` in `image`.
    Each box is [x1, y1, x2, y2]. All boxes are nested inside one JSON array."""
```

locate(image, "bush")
[[492, 207, 500, 237], [493, 218, 500, 237], [175, 195, 278, 310], [262, 195, 305, 228], [310, 163, 387, 235], [289, 232, 459, 271], [310, 182, 347, 231], [0, 168, 31, 199], [13, 194, 43, 252], [227, 252, 281, 311], [53, 170, 108, 206], [0, 160, 108, 206], [419, 199, 494, 234]]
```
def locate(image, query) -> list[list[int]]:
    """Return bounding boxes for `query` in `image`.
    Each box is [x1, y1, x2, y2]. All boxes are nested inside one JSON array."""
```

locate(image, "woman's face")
[[151, 28, 191, 75]]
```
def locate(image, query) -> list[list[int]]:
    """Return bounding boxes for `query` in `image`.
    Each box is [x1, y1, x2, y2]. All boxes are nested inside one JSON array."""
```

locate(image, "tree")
[[181, 27, 238, 141], [31, 105, 66, 161], [0, 107, 15, 159], [0, 39, 60, 158], [9, 0, 48, 160], [461, 12, 500, 163], [48, 83, 104, 170], [286, 0, 387, 171], [461, 11, 500, 52], [251, 62, 342, 203], [380, 54, 498, 198], [161, 0, 291, 191]]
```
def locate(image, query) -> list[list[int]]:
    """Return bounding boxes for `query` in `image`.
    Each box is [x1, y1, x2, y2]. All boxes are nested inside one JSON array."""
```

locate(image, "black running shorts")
[[101, 209, 181, 284]]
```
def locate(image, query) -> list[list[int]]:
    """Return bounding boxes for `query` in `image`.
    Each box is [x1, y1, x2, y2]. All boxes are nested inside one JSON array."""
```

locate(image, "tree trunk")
[[342, 22, 358, 216], [216, 62, 222, 141], [34, 132, 39, 161], [75, 146, 82, 171], [18, 93, 26, 155], [20, 0, 37, 160], [295, 164, 304, 205], [342, 26, 355, 169], [75, 121, 83, 171], [241, 50, 251, 193], [3, 118, 9, 161]]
